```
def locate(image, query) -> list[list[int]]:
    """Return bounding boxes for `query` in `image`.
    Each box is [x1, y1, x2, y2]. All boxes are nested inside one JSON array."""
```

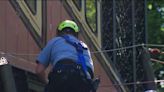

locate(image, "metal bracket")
[[0, 57, 8, 66]]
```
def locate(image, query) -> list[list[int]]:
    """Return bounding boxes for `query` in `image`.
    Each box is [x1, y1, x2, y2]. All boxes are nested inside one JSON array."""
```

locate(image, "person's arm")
[[35, 61, 48, 84], [35, 39, 55, 84]]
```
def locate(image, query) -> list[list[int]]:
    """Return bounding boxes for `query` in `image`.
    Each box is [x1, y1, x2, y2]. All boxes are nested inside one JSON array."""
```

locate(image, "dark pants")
[[45, 59, 93, 92]]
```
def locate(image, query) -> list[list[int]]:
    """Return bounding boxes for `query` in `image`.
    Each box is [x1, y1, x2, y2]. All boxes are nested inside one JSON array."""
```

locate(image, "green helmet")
[[57, 20, 79, 33]]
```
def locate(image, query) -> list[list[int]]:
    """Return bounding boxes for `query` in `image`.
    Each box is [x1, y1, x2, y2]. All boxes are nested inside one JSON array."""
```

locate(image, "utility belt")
[[52, 58, 93, 79], [49, 59, 100, 92]]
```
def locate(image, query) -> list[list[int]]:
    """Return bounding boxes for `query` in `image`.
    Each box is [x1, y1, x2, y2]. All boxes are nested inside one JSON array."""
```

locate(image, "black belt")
[[53, 58, 93, 79]]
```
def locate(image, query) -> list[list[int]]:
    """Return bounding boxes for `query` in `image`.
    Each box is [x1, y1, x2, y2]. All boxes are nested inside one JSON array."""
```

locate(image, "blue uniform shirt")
[[37, 35, 94, 72]]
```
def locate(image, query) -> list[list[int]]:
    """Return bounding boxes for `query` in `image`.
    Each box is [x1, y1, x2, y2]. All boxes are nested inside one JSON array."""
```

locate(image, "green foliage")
[[147, 1, 164, 44], [86, 0, 96, 32], [147, 0, 164, 91]]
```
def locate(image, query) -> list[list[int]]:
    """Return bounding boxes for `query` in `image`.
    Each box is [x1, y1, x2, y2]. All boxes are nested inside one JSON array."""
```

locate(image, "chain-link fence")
[[101, 0, 156, 92]]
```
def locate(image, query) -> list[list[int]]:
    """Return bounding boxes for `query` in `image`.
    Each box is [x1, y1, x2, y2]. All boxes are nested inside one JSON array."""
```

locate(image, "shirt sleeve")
[[37, 40, 54, 68]]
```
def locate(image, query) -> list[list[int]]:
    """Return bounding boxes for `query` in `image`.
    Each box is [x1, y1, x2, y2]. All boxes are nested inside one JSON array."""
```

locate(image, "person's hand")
[[149, 48, 160, 54]]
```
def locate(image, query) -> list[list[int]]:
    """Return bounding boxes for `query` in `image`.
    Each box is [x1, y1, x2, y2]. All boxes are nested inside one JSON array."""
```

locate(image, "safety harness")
[[62, 35, 89, 78], [61, 35, 100, 92]]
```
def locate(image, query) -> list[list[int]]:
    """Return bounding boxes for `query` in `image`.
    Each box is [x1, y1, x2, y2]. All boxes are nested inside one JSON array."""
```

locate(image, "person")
[[35, 20, 99, 92]]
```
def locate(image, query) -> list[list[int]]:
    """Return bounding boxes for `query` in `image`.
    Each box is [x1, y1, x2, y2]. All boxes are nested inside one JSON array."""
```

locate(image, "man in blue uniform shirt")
[[35, 20, 96, 92]]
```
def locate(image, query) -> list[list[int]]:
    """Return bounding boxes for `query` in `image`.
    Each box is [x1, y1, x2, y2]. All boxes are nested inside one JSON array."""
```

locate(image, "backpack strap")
[[61, 35, 90, 79]]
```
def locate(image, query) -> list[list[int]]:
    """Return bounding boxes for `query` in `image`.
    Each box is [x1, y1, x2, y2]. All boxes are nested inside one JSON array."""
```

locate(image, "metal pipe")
[[0, 57, 17, 92], [132, 0, 137, 91], [141, 48, 157, 91]]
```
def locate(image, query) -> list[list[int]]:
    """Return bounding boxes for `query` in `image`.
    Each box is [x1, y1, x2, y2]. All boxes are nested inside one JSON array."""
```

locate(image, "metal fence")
[[101, 0, 155, 92]]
